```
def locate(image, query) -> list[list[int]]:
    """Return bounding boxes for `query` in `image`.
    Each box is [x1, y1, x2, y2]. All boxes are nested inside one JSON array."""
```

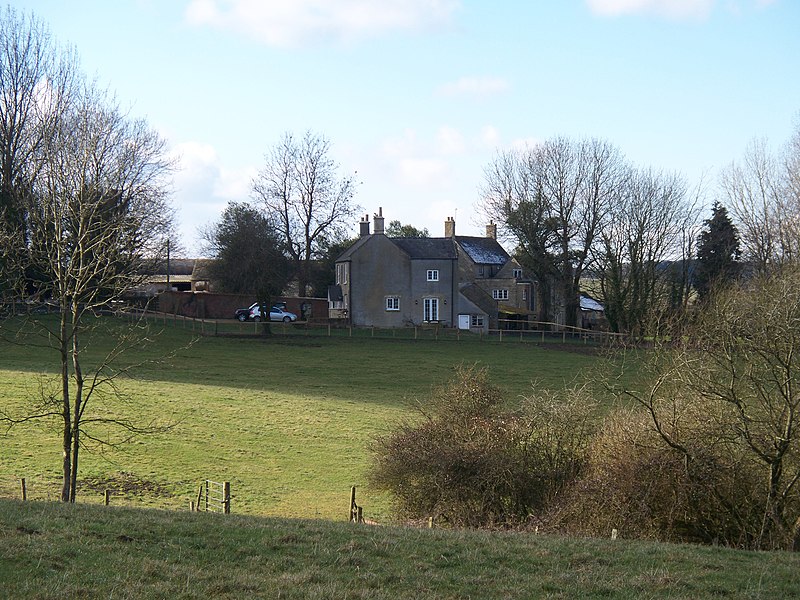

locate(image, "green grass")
[[1, 499, 796, 599], [0, 315, 608, 520]]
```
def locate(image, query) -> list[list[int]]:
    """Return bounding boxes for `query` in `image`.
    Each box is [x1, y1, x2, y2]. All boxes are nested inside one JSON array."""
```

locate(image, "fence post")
[[196, 484, 203, 511], [205, 480, 209, 512], [104, 490, 110, 506], [349, 486, 357, 521], [223, 481, 231, 514], [190, 500, 195, 511], [20, 478, 26, 501]]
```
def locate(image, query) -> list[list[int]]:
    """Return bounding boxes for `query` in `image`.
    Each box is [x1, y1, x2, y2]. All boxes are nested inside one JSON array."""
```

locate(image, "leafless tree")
[[616, 266, 800, 549], [721, 125, 800, 273], [480, 137, 626, 327], [251, 131, 360, 297], [1, 81, 175, 502], [596, 168, 697, 336], [0, 6, 77, 294]]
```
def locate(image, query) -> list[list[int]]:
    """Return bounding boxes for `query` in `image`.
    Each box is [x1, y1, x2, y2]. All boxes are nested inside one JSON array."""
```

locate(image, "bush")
[[551, 408, 771, 547], [369, 365, 595, 528]]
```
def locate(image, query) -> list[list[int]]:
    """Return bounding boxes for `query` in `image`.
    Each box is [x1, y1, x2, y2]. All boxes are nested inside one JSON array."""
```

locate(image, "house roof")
[[391, 237, 458, 259], [455, 236, 509, 265]]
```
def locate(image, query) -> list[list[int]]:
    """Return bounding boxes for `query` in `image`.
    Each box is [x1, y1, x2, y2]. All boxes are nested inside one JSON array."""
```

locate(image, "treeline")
[[479, 125, 800, 336]]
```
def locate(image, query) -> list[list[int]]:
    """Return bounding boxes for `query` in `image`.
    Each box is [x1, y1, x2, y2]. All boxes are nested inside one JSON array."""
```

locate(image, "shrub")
[[369, 365, 595, 528]]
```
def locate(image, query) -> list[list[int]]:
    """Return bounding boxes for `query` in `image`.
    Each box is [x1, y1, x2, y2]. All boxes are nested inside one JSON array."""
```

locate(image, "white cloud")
[[436, 126, 466, 155], [436, 76, 510, 98], [184, 0, 460, 47], [169, 140, 254, 254], [585, 0, 715, 20], [587, 0, 777, 19]]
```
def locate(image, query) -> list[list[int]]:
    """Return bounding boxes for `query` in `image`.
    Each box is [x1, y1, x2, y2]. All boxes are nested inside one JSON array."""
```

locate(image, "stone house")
[[328, 209, 534, 332]]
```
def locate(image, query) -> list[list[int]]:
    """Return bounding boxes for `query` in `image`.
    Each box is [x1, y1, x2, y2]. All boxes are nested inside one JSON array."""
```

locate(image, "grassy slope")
[[0, 317, 606, 520], [2, 499, 797, 600]]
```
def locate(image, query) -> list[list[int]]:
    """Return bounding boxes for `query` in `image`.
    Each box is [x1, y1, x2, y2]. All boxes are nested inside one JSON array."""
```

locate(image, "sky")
[[23, 0, 800, 255]]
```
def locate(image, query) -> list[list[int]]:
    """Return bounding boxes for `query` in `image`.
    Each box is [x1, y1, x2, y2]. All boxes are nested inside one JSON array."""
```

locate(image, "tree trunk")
[[59, 313, 72, 502], [69, 306, 83, 502]]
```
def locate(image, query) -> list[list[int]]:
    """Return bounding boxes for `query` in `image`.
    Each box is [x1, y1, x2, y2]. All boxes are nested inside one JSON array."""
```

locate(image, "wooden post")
[[349, 486, 357, 521], [357, 506, 363, 524], [190, 500, 195, 511], [428, 517, 433, 529], [223, 481, 231, 514], [104, 490, 110, 506], [20, 478, 26, 501], [196, 484, 203, 511], [204, 480, 209, 512]]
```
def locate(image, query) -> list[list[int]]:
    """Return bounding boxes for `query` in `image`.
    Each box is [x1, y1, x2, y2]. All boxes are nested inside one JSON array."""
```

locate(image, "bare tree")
[[480, 137, 625, 327], [615, 266, 800, 550], [1, 82, 175, 502], [251, 131, 360, 297], [0, 6, 77, 295], [596, 168, 697, 336], [721, 129, 800, 273]]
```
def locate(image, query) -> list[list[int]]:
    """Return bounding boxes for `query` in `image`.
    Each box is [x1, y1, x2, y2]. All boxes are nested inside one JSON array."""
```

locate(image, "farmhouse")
[[328, 209, 534, 332]]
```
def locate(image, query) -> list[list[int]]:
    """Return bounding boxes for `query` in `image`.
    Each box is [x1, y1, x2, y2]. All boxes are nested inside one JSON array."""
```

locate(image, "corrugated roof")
[[455, 236, 509, 265], [580, 295, 604, 312]]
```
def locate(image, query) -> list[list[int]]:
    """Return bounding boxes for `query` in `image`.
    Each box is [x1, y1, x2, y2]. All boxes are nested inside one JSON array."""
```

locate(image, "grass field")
[[2, 499, 798, 599], [0, 315, 608, 521]]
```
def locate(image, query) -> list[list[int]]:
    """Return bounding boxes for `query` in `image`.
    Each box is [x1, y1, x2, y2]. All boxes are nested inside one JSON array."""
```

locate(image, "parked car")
[[234, 302, 259, 322], [234, 302, 297, 322]]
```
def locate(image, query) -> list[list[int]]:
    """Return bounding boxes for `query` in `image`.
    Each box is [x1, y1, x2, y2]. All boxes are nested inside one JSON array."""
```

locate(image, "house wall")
[[342, 235, 458, 327], [345, 235, 412, 327], [407, 257, 458, 326]]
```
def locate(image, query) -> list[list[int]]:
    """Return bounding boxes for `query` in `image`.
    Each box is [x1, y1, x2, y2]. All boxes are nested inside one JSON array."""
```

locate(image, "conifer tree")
[[694, 202, 741, 299]]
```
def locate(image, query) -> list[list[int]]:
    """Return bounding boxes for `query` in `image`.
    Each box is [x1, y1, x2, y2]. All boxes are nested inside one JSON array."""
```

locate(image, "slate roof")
[[454, 236, 509, 265], [391, 237, 458, 259]]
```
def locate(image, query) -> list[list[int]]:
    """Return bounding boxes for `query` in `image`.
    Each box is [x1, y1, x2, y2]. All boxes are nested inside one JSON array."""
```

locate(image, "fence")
[[194, 480, 231, 514], [134, 309, 627, 347]]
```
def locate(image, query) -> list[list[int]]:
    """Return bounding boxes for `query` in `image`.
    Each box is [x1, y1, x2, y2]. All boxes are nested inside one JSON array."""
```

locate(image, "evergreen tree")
[[694, 202, 741, 299]]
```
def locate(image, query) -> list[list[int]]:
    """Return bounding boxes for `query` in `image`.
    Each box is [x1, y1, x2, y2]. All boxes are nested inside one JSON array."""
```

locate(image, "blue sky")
[[24, 0, 800, 254]]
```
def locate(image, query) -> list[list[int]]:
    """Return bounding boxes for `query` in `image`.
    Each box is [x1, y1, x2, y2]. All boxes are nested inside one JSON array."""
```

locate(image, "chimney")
[[373, 207, 385, 235], [486, 220, 497, 240], [359, 213, 370, 237], [444, 216, 456, 238]]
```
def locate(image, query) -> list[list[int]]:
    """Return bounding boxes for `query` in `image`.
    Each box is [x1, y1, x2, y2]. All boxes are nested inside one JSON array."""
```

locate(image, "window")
[[424, 297, 439, 322], [513, 268, 522, 279], [386, 296, 399, 311], [522, 288, 527, 301], [336, 263, 348, 284], [427, 269, 439, 281], [471, 315, 484, 327], [492, 289, 509, 300], [478, 266, 484, 276]]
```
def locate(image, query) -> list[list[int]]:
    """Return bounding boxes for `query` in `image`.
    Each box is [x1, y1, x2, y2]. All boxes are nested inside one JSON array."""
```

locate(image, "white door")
[[424, 297, 439, 322], [458, 314, 470, 330]]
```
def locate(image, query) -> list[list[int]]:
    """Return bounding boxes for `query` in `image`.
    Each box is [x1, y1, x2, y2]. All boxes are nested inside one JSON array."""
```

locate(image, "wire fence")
[[134, 309, 626, 347]]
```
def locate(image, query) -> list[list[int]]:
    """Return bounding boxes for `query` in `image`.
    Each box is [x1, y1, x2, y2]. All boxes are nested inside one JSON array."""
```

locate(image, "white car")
[[235, 303, 297, 322]]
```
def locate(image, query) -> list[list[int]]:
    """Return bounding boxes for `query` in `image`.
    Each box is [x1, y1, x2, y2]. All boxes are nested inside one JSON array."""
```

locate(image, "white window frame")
[[513, 268, 522, 279], [423, 297, 439, 322], [471, 315, 484, 327], [427, 269, 439, 281], [386, 296, 400, 311], [336, 263, 348, 285], [492, 289, 509, 300]]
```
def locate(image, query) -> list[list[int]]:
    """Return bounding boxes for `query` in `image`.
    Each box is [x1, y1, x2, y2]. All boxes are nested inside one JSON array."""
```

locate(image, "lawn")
[[0, 315, 607, 521], [1, 499, 797, 599]]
